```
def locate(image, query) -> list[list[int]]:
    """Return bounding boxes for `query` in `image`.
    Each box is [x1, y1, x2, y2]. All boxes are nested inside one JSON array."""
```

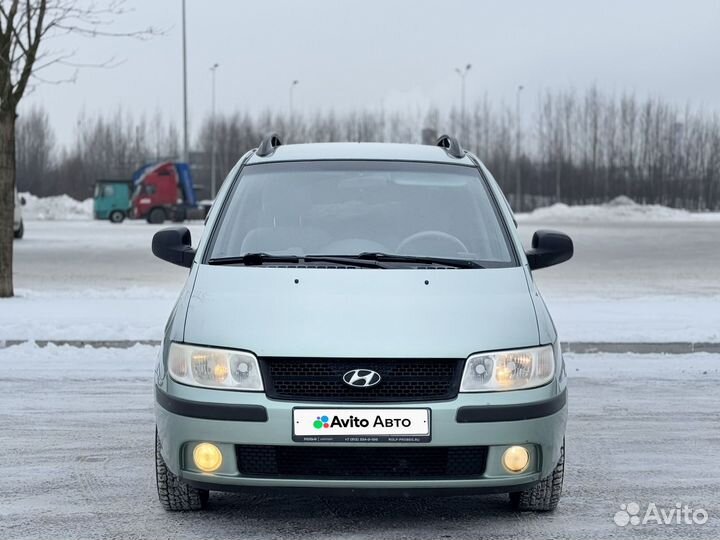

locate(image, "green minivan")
[[93, 180, 132, 223], [152, 135, 573, 513]]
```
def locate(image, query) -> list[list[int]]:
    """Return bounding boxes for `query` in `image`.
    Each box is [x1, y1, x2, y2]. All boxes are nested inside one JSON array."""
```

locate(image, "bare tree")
[[10, 83, 720, 236], [16, 105, 55, 193], [0, 0, 156, 297]]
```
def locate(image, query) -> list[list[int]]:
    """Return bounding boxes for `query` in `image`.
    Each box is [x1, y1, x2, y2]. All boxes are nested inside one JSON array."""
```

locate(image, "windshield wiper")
[[303, 255, 386, 268], [208, 253, 300, 266], [208, 253, 384, 268], [208, 252, 482, 269], [354, 252, 484, 269]]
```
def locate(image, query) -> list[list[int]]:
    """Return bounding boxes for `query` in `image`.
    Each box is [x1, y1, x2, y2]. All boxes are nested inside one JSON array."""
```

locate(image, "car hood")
[[183, 265, 540, 358]]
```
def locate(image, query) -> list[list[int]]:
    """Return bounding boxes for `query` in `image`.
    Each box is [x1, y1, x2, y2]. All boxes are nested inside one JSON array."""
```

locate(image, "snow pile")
[[517, 196, 720, 222], [20, 192, 93, 221]]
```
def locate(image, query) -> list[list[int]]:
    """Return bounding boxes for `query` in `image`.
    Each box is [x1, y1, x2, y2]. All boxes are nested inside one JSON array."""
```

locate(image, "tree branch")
[[12, 0, 44, 103], [1, 0, 161, 113]]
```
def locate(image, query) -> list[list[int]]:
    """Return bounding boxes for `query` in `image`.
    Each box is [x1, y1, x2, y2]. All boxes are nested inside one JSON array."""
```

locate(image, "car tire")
[[155, 429, 209, 511], [109, 210, 125, 224], [13, 220, 24, 239], [171, 208, 186, 223], [147, 208, 166, 224], [509, 443, 564, 512]]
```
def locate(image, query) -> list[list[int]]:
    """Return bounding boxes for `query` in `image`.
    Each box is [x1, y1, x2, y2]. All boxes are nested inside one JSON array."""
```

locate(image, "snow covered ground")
[[2, 200, 718, 538], [3, 220, 204, 340], [519, 203, 720, 343], [2, 197, 719, 343], [0, 343, 717, 539]]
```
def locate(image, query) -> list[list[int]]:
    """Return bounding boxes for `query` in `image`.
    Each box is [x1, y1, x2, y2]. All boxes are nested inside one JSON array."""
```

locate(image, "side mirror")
[[525, 230, 573, 270], [20, 196, 26, 206], [152, 227, 196, 268]]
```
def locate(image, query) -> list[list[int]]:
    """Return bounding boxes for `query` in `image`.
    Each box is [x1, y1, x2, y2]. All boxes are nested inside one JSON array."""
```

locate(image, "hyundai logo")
[[342, 369, 382, 388]]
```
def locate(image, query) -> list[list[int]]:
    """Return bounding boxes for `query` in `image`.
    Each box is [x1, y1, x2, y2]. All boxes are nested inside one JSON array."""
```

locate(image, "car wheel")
[[13, 220, 24, 239], [109, 210, 125, 223], [509, 443, 564, 512], [171, 208, 186, 223], [155, 429, 209, 511], [148, 208, 166, 224]]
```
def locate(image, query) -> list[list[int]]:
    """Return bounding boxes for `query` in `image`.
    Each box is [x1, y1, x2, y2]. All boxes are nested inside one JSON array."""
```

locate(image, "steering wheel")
[[396, 230, 470, 256]]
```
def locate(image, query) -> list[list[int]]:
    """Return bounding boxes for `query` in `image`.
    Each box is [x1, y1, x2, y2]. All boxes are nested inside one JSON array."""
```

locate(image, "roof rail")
[[435, 134, 465, 159], [256, 133, 283, 157]]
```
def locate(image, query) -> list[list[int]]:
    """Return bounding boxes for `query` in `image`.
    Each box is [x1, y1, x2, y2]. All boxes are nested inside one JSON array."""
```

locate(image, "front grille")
[[236, 445, 488, 480], [261, 357, 462, 402]]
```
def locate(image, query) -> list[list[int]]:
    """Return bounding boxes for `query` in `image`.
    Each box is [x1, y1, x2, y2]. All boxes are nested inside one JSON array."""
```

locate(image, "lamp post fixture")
[[210, 63, 219, 199], [455, 63, 472, 143], [289, 80, 299, 141], [515, 84, 524, 211]]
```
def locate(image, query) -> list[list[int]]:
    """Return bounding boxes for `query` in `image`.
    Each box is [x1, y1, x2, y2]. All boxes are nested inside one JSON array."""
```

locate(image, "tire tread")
[[155, 430, 208, 511], [510, 444, 564, 512]]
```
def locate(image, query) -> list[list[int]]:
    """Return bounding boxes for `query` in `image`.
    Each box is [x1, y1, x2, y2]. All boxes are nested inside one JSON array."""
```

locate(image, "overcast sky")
[[22, 0, 720, 145]]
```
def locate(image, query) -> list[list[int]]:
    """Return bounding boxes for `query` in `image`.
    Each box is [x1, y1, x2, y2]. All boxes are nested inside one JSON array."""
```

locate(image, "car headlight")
[[168, 342, 263, 391], [460, 345, 555, 392]]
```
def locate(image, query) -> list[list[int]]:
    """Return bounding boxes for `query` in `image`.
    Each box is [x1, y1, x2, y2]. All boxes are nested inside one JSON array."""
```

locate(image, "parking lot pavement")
[[1, 344, 718, 539]]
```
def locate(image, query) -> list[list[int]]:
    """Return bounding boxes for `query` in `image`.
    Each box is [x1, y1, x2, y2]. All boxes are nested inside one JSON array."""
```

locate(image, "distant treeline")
[[16, 87, 720, 210]]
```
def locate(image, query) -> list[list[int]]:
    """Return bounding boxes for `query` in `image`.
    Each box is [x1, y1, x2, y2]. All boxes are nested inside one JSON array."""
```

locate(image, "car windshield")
[[208, 161, 516, 267]]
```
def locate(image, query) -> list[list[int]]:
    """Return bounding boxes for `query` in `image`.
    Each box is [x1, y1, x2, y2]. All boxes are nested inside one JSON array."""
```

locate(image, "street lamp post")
[[455, 64, 471, 143], [515, 85, 524, 211], [181, 0, 189, 163], [288, 80, 299, 141], [210, 63, 219, 199]]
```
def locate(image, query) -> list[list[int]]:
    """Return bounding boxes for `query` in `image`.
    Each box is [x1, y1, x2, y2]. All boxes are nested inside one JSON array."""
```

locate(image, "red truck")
[[131, 161, 210, 224]]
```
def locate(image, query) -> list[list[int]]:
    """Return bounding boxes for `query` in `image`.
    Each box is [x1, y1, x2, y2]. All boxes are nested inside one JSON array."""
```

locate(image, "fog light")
[[193, 442, 223, 473], [502, 445, 529, 473]]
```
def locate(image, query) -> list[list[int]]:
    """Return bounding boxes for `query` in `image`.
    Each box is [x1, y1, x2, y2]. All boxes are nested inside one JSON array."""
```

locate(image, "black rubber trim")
[[200, 149, 256, 264], [456, 389, 567, 423], [155, 387, 268, 422], [183, 479, 540, 497]]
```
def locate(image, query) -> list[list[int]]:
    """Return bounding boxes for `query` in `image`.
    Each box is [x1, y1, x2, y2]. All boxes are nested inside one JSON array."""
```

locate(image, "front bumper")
[[155, 381, 567, 494]]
